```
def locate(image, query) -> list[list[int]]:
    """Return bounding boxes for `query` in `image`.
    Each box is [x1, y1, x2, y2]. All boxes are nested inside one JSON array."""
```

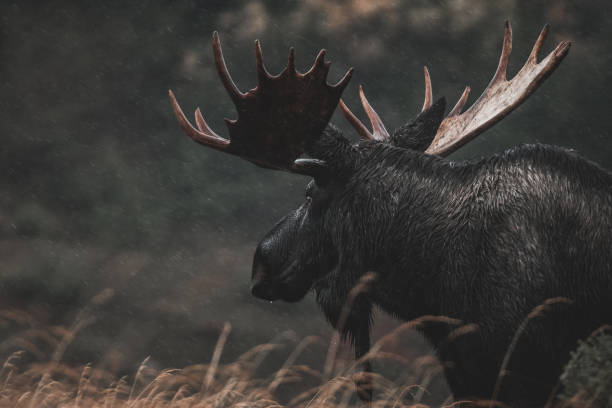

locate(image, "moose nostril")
[[250, 279, 266, 297], [251, 268, 265, 283]]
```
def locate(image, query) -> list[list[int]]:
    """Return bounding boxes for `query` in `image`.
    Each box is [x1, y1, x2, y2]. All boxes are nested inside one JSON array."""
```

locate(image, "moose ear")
[[306, 124, 360, 184], [390, 97, 446, 152]]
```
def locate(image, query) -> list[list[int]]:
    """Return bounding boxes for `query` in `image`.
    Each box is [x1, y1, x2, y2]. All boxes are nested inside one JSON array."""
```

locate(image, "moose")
[[169, 23, 612, 406]]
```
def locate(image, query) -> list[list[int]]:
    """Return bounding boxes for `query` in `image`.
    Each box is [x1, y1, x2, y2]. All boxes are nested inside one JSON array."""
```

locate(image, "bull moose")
[[169, 22, 612, 406]]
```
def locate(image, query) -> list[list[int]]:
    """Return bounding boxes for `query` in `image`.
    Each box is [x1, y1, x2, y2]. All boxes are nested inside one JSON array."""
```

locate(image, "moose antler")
[[169, 32, 353, 175], [339, 21, 571, 156], [338, 86, 390, 142]]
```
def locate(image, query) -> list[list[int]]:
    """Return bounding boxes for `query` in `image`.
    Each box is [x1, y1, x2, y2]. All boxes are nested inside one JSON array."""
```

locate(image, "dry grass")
[[0, 335, 596, 408], [0, 298, 461, 408], [0, 291, 600, 407], [0, 334, 446, 408], [0, 282, 453, 407], [0, 327, 594, 408]]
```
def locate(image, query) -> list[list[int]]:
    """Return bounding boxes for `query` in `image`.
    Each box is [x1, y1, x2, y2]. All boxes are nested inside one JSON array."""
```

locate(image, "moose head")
[[170, 22, 572, 404], [170, 22, 568, 306]]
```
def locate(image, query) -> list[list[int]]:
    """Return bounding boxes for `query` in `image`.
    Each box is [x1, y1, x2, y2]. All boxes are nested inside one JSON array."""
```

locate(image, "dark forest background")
[[1, 0, 611, 402]]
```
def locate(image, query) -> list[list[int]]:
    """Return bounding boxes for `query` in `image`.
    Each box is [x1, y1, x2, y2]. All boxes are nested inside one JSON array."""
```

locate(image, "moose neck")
[[346, 144, 482, 324]]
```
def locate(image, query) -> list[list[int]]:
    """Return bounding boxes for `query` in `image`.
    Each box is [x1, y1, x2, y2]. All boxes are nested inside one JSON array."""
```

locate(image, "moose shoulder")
[[169, 23, 611, 406]]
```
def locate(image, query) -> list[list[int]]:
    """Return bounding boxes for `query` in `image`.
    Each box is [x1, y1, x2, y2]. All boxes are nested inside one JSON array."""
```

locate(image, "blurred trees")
[[2, 1, 611, 252]]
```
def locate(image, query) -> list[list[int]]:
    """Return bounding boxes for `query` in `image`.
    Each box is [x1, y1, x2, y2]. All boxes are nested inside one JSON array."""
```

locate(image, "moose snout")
[[250, 269, 266, 296], [250, 277, 279, 301], [250, 266, 280, 301], [250, 279, 270, 299]]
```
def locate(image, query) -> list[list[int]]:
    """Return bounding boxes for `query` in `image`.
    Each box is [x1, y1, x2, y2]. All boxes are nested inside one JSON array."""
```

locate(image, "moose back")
[[169, 23, 612, 406]]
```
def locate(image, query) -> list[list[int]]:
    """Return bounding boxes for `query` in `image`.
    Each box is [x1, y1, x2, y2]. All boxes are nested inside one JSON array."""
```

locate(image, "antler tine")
[[255, 39, 271, 81], [313, 49, 327, 68], [359, 86, 390, 141], [421, 66, 469, 117], [339, 99, 374, 140], [338, 85, 390, 142], [195, 108, 219, 136], [491, 21, 513, 83], [169, 90, 230, 150], [212, 31, 245, 103], [529, 24, 549, 63], [332, 67, 354, 93], [304, 49, 327, 77], [287, 47, 296, 73], [448, 86, 471, 117], [422, 66, 433, 112], [425, 22, 570, 157]]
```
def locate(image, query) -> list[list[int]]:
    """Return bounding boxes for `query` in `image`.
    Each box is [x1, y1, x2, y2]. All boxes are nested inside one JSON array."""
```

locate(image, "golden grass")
[[0, 290, 599, 407], [0, 325, 595, 408], [0, 301, 465, 408], [0, 338, 443, 407]]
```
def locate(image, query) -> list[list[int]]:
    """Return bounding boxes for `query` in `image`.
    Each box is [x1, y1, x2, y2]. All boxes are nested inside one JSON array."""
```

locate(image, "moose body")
[[297, 139, 612, 404], [169, 23, 608, 406]]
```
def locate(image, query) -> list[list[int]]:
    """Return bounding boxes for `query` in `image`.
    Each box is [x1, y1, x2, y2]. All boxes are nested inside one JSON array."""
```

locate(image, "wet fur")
[[252, 95, 612, 405], [312, 139, 612, 405]]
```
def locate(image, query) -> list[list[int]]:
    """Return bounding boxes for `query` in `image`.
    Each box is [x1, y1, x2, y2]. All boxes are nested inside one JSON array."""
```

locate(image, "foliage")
[[560, 330, 612, 407]]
